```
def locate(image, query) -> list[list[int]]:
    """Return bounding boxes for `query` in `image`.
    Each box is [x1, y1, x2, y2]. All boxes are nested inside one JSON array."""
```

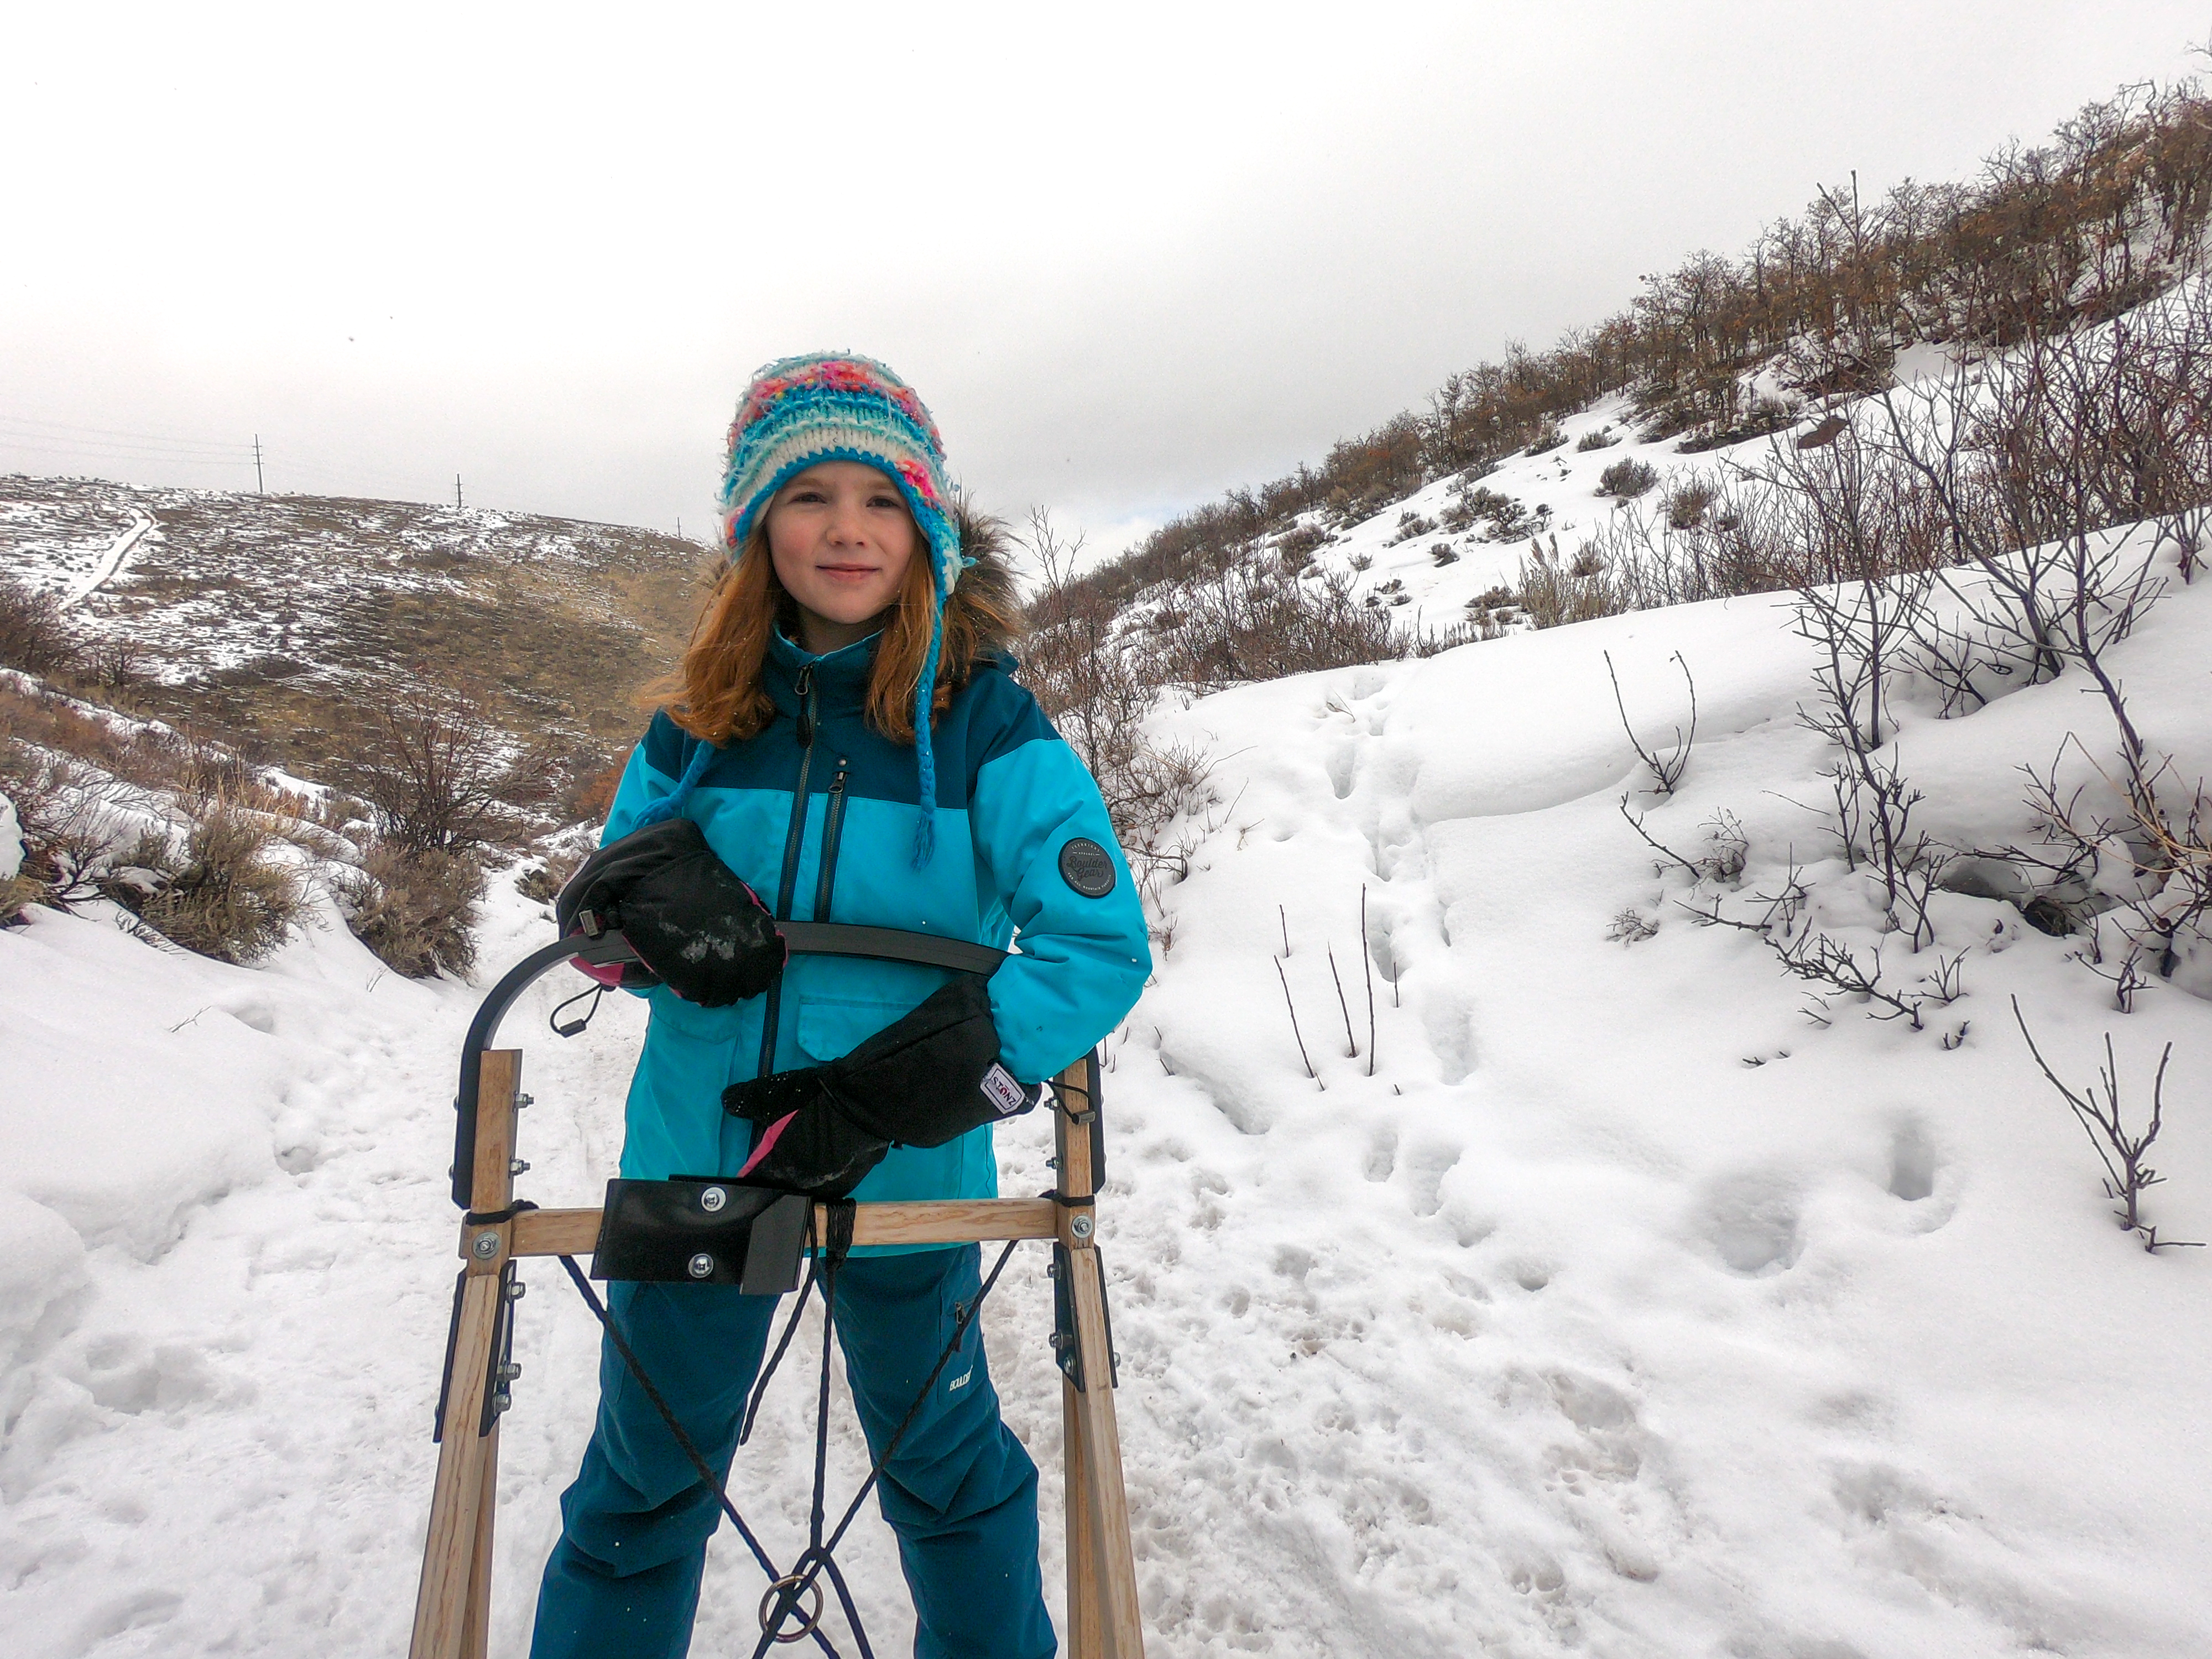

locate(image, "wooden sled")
[[408, 933, 1145, 1659]]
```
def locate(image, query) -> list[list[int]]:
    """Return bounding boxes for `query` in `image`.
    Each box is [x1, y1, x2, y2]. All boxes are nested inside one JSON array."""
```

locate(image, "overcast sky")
[[4, 3, 2205, 557]]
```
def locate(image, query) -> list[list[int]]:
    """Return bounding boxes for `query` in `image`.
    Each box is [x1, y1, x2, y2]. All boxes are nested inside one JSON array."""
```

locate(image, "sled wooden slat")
[[1066, 1245, 1143, 1659], [411, 1275, 503, 1659], [1053, 1061, 1145, 1659], [1063, 1374, 1103, 1658], [1055, 1089, 1106, 1658], [413, 1050, 520, 1659], [499, 1196, 1062, 1261], [460, 1424, 498, 1659], [414, 1046, 1149, 1657]]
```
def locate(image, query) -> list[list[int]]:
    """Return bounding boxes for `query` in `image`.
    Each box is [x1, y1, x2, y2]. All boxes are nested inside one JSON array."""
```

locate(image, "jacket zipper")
[[755, 664, 817, 1078], [813, 760, 850, 922]]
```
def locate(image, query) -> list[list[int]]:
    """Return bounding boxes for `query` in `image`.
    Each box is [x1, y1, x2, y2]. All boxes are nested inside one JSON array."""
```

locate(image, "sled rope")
[[554, 1203, 1021, 1657]]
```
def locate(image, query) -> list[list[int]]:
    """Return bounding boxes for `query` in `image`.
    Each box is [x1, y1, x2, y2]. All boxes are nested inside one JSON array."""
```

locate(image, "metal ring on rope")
[[760, 1573, 826, 1644]]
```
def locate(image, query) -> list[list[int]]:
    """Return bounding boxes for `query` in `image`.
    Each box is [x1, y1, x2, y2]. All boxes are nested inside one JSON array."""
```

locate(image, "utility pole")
[[676, 515, 682, 540], [253, 435, 264, 494], [455, 473, 463, 509]]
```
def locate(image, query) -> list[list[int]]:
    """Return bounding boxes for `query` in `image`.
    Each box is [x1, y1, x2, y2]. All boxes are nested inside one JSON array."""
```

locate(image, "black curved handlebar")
[[450, 926, 1008, 1208]]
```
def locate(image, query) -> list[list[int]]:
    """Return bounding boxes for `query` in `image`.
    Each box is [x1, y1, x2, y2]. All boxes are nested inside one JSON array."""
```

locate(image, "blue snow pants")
[[530, 1245, 1055, 1659]]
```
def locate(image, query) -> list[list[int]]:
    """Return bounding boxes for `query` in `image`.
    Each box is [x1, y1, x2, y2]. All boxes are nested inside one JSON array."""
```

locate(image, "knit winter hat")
[[716, 352, 966, 866]]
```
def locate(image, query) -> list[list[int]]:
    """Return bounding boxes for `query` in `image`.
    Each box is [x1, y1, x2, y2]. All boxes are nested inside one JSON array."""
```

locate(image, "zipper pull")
[[795, 664, 815, 747]]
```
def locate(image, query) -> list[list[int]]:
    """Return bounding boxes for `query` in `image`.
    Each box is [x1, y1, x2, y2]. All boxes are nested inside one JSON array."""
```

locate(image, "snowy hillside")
[[5, 516, 2209, 1656], [0, 475, 706, 779]]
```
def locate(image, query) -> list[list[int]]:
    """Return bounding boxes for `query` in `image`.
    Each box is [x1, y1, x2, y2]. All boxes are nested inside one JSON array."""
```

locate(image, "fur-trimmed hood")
[[946, 498, 1025, 664]]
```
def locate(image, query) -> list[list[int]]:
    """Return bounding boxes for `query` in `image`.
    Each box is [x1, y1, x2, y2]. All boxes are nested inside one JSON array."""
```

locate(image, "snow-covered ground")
[[6, 543, 2211, 1655], [0, 475, 696, 686]]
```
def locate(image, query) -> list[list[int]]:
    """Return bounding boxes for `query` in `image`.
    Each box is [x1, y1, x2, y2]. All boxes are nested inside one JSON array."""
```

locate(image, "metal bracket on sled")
[[1050, 1235, 1121, 1394], [589, 1178, 808, 1293]]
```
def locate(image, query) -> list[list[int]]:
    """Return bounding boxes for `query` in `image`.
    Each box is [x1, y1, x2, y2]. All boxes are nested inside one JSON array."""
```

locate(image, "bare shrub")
[[1162, 564, 1445, 686], [129, 800, 306, 966], [1596, 457, 1660, 499], [84, 638, 151, 694], [1018, 511, 1220, 893], [1517, 538, 1625, 628], [0, 578, 80, 677], [1605, 650, 1698, 795], [1576, 428, 1619, 453], [340, 842, 484, 979], [0, 745, 136, 910], [2014, 998, 2199, 1250], [1663, 481, 1715, 529], [347, 681, 555, 855], [1386, 512, 1438, 546], [1606, 908, 1657, 943]]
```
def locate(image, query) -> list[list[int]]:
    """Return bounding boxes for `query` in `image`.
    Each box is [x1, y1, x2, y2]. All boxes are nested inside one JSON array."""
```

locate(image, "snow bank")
[[1108, 551, 2212, 1655]]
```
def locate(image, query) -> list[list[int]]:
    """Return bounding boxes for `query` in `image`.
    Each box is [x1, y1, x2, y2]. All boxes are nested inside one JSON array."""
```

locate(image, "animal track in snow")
[[1419, 984, 1479, 1083], [75, 1589, 183, 1646], [1887, 1119, 1938, 1203], [77, 1336, 226, 1415], [1326, 740, 1358, 800], [1363, 1130, 1397, 1182], [1404, 1141, 1460, 1218], [1702, 1171, 1803, 1275], [1505, 1258, 1555, 1291]]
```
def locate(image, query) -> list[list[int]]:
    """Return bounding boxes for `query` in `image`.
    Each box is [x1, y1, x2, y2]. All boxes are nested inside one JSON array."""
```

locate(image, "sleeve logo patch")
[[980, 1062, 1029, 1117], [1057, 837, 1117, 899]]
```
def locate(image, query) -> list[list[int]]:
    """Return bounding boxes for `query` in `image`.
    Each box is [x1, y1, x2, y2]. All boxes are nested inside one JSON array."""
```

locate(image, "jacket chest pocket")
[[796, 996, 912, 1066]]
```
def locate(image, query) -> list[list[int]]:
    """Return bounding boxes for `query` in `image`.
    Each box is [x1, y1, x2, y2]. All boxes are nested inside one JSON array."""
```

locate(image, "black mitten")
[[555, 818, 785, 1006], [723, 977, 1041, 1198]]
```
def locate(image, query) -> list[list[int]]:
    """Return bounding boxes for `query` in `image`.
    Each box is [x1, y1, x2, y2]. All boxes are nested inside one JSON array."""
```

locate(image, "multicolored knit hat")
[[717, 352, 966, 866]]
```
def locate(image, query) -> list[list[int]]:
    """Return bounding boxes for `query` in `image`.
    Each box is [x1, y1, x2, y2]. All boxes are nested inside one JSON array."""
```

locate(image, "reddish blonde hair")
[[650, 517, 1011, 747]]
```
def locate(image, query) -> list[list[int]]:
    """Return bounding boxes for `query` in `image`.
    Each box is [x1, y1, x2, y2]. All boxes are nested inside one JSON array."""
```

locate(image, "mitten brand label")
[[1057, 837, 1117, 898], [980, 1063, 1027, 1117]]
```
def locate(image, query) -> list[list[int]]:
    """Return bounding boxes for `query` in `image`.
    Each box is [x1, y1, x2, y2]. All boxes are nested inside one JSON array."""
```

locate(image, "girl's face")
[[765, 462, 919, 654]]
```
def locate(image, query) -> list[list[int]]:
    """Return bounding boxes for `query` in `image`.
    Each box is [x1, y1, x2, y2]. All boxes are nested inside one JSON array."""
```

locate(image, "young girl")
[[531, 353, 1150, 1659]]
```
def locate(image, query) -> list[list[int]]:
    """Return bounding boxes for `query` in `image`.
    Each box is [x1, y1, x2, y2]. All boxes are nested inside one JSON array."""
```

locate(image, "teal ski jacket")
[[598, 626, 1150, 1234]]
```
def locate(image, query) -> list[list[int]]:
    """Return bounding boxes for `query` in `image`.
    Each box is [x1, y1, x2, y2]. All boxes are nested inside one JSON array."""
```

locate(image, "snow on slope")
[[1308, 394, 1653, 615], [5, 552, 2211, 1656]]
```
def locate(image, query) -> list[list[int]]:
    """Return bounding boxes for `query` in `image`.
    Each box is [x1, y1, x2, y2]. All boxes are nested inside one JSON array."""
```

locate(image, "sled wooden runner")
[[408, 1046, 1146, 1659]]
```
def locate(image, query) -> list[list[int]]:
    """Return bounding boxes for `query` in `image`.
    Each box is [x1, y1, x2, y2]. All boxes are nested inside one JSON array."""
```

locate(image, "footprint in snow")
[[1700, 1171, 1803, 1276], [1404, 1141, 1460, 1218], [76, 1589, 184, 1645]]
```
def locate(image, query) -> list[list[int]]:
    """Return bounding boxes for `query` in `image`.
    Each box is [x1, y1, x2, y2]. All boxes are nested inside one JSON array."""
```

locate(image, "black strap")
[[556, 1256, 842, 1658], [550, 983, 607, 1038], [741, 1261, 822, 1447], [463, 1199, 539, 1227]]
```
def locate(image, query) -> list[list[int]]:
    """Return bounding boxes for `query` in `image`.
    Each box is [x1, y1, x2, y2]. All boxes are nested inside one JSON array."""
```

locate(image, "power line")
[[0, 419, 537, 517], [0, 435, 254, 468], [0, 413, 254, 457]]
